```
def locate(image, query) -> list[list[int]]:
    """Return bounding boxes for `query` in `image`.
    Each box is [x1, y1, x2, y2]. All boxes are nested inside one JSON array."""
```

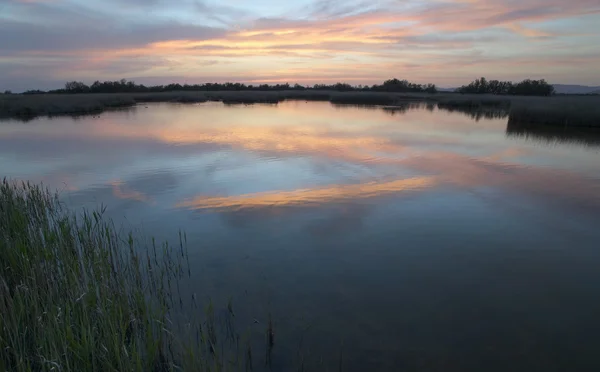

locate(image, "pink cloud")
[[1, 0, 599, 89]]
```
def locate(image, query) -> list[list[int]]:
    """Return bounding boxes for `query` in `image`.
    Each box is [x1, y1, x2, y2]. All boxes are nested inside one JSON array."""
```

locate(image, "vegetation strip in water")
[[1, 90, 600, 128], [0, 180, 265, 371]]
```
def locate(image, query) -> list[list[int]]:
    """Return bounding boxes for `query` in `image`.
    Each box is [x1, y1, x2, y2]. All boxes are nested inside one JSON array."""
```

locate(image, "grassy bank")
[[2, 91, 600, 128], [0, 180, 249, 371], [0, 92, 208, 119]]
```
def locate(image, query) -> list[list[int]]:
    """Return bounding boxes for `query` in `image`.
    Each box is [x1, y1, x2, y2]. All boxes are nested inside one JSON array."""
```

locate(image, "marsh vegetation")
[[2, 76, 599, 128], [2, 90, 600, 128], [0, 180, 270, 372], [506, 119, 600, 147]]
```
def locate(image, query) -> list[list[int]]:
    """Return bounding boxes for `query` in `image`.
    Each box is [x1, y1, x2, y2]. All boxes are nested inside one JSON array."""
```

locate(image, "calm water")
[[2, 101, 600, 371]]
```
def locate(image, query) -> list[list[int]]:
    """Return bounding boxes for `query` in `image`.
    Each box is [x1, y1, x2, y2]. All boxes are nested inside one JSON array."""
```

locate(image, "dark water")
[[2, 101, 600, 371]]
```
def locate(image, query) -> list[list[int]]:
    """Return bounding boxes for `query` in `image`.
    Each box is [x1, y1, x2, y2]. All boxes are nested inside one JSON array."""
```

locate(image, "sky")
[[1, 0, 599, 91]]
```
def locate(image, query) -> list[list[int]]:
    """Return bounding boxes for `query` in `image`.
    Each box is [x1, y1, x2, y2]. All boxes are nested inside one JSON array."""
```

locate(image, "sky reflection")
[[2, 101, 600, 370], [0, 101, 598, 217]]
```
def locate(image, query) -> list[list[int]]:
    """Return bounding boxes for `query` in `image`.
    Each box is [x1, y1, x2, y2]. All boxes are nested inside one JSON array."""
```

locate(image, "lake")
[[1, 101, 600, 371]]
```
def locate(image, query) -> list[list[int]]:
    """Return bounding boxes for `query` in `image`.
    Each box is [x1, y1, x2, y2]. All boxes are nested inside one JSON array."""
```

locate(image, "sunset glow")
[[1, 0, 599, 91]]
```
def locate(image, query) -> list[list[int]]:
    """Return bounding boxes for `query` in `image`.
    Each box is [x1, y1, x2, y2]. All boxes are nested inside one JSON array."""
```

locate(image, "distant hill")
[[552, 84, 600, 94]]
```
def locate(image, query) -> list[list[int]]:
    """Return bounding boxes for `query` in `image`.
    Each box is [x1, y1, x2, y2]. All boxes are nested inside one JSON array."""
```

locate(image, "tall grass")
[[0, 93, 207, 120], [0, 180, 246, 371], [508, 96, 600, 127]]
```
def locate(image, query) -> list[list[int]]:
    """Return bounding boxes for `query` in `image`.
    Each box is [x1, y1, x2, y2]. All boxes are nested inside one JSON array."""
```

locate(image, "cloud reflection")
[[111, 180, 151, 203], [155, 126, 407, 164], [176, 176, 436, 211], [401, 153, 600, 214], [0, 102, 498, 167], [3, 103, 599, 222], [176, 151, 600, 218]]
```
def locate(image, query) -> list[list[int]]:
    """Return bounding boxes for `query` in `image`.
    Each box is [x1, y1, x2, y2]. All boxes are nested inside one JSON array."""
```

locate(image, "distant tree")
[[64, 81, 90, 93], [23, 90, 46, 95], [3, 90, 11, 94], [372, 78, 436, 93], [424, 84, 437, 94], [458, 77, 553, 96], [510, 79, 554, 96], [333, 82, 354, 91], [274, 83, 290, 90], [30, 77, 548, 96]]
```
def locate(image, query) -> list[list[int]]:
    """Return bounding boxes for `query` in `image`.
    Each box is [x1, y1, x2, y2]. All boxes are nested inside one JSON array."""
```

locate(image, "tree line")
[[11, 77, 558, 96], [19, 78, 438, 94], [457, 77, 555, 96]]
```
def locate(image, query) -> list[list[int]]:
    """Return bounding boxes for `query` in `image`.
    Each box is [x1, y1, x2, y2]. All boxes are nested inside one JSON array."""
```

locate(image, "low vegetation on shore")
[[508, 96, 600, 128], [1, 88, 599, 128]]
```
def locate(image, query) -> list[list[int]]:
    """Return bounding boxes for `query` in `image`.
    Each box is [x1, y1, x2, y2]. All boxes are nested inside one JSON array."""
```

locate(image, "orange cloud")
[[3, 0, 600, 88], [505, 23, 554, 38]]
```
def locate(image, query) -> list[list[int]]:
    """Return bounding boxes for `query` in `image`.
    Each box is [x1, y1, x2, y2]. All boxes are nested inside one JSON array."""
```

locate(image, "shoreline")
[[2, 91, 600, 128]]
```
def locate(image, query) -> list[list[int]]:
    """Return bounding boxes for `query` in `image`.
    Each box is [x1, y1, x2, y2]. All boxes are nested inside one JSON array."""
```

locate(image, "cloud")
[[505, 23, 554, 38], [0, 20, 226, 52], [302, 0, 386, 19], [415, 0, 600, 31], [1, 0, 599, 90], [193, 0, 253, 26]]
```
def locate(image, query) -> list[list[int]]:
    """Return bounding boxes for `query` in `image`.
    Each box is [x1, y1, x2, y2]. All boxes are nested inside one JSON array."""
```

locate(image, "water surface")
[[2, 101, 600, 371]]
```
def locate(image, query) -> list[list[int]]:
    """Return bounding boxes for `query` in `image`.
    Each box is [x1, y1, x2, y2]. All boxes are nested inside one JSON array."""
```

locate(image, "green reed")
[[0, 179, 246, 371]]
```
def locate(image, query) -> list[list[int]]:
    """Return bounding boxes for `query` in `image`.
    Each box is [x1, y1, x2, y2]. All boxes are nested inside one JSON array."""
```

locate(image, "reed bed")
[[507, 96, 600, 127], [506, 120, 600, 147], [2, 91, 600, 128], [0, 180, 252, 372]]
